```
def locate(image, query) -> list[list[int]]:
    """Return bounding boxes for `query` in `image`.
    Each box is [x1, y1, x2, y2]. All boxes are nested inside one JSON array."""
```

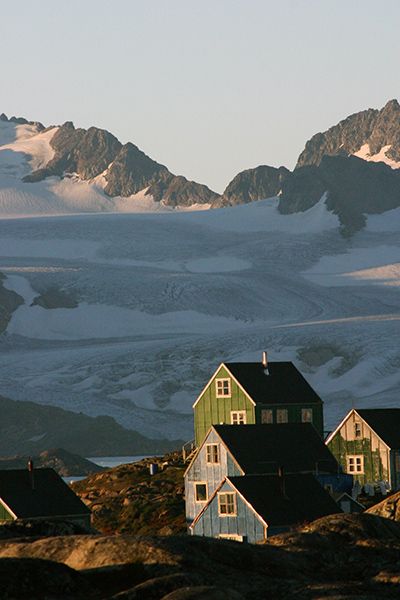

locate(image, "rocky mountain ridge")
[[2, 100, 400, 230], [0, 113, 218, 208]]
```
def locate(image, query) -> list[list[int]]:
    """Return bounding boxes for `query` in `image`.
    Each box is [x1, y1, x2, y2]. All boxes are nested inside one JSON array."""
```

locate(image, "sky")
[[2, 0, 400, 192]]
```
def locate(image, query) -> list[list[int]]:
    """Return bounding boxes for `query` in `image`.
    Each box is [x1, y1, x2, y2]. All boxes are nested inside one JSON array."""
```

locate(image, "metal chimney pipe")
[[262, 351, 268, 368]]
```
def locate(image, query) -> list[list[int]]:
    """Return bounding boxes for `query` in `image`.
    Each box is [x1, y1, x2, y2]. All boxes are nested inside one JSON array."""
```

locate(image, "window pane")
[[261, 409, 273, 424], [277, 409, 288, 423], [301, 408, 312, 423], [195, 484, 207, 502]]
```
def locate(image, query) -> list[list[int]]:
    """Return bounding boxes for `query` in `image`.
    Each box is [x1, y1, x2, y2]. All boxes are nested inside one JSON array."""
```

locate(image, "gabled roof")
[[214, 423, 338, 474], [355, 409, 400, 449], [229, 474, 340, 526], [0, 468, 90, 519], [224, 362, 322, 405]]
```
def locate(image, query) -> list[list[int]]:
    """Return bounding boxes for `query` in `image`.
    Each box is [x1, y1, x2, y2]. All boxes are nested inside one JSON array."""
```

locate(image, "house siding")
[[194, 366, 255, 447], [327, 411, 391, 488], [192, 480, 267, 544], [185, 429, 242, 524]]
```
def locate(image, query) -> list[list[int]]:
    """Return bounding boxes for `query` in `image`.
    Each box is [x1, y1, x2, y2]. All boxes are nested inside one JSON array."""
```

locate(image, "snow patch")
[[353, 143, 400, 169]]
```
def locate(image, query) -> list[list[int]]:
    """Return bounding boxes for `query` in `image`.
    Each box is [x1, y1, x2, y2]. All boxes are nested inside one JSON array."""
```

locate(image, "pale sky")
[[2, 0, 400, 192]]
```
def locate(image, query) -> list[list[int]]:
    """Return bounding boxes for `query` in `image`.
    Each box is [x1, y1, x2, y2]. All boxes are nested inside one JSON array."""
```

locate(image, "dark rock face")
[[218, 165, 290, 207], [24, 122, 122, 182], [279, 154, 400, 234], [147, 175, 219, 207], [0, 273, 24, 333], [23, 120, 218, 207], [0, 112, 44, 129], [104, 142, 169, 197], [297, 99, 400, 168]]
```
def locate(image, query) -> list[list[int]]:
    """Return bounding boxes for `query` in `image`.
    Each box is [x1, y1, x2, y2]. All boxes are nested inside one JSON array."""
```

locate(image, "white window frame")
[[231, 410, 246, 425], [194, 482, 208, 503], [276, 409, 288, 423], [206, 443, 220, 464], [218, 534, 243, 542], [301, 408, 313, 423], [218, 492, 237, 516], [215, 378, 231, 398], [347, 455, 364, 474], [261, 409, 273, 424]]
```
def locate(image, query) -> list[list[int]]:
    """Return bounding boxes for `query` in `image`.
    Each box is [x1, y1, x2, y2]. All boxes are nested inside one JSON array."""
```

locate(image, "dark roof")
[[214, 423, 338, 474], [224, 362, 322, 405], [356, 409, 400, 448], [0, 468, 90, 519], [229, 473, 340, 526]]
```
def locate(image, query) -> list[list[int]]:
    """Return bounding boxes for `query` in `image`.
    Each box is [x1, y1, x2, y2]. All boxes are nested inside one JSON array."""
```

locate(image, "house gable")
[[193, 364, 256, 447], [327, 409, 392, 488], [185, 427, 244, 524]]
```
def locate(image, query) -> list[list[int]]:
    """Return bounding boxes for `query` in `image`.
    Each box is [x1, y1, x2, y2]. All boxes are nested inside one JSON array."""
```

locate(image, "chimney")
[[262, 351, 269, 375], [278, 465, 286, 497], [28, 458, 35, 490]]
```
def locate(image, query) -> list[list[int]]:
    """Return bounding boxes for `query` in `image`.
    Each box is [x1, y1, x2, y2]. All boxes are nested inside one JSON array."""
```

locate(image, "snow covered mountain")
[[0, 114, 217, 217]]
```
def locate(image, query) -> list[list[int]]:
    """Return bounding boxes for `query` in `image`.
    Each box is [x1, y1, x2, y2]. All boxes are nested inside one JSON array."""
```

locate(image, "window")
[[218, 492, 236, 516], [301, 408, 313, 423], [195, 482, 208, 502], [215, 378, 231, 398], [231, 411, 246, 425], [354, 422, 362, 438], [276, 409, 288, 423], [324, 484, 333, 495], [206, 444, 220, 464], [261, 409, 273, 424], [347, 455, 364, 474]]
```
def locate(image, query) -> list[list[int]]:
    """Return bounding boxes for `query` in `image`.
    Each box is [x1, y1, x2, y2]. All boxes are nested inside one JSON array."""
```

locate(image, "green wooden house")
[[326, 408, 400, 491], [193, 354, 324, 446]]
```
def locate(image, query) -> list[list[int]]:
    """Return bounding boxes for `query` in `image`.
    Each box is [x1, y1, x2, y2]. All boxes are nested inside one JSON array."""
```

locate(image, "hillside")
[[0, 448, 104, 477], [72, 451, 186, 535], [0, 396, 183, 456], [1, 514, 400, 598]]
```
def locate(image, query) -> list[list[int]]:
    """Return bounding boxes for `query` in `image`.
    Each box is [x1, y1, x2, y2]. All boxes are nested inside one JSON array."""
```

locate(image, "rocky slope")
[[367, 490, 400, 521], [297, 98, 400, 168], [0, 273, 23, 333], [0, 395, 182, 456], [0, 115, 218, 207], [1, 514, 400, 598], [0, 448, 104, 477], [72, 451, 185, 535], [218, 99, 400, 233], [215, 165, 290, 207]]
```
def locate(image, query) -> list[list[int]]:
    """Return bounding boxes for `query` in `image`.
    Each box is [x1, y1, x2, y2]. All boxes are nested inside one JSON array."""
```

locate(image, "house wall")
[[327, 412, 391, 488], [194, 366, 255, 447], [191, 480, 267, 544], [185, 429, 242, 524], [0, 502, 13, 521], [255, 403, 324, 437]]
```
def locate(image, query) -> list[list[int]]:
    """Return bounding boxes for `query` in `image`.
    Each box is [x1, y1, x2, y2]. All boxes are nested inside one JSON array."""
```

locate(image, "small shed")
[[0, 467, 91, 530]]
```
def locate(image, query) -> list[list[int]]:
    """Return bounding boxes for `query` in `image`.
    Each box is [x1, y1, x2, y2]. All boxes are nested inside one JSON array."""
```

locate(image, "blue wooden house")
[[184, 423, 351, 526], [190, 473, 340, 542]]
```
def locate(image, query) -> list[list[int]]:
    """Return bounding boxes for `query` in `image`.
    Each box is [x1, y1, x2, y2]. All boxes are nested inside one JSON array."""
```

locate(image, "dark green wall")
[[194, 366, 255, 446]]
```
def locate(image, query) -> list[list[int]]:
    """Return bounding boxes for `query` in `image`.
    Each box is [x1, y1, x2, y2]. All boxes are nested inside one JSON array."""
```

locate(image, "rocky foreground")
[[1, 514, 400, 598]]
